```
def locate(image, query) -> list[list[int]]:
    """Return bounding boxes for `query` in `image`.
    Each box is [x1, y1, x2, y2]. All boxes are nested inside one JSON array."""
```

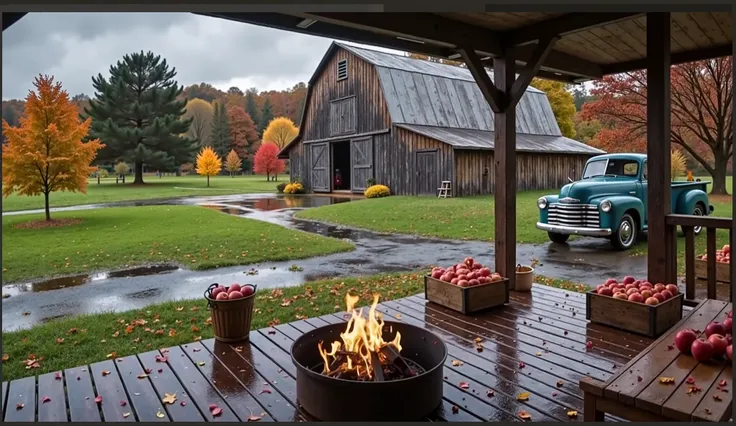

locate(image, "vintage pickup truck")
[[536, 153, 713, 250]]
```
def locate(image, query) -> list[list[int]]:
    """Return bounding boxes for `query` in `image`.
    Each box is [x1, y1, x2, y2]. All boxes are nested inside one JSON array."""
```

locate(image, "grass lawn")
[[0, 271, 590, 382], [1, 174, 279, 212], [1, 205, 354, 283]]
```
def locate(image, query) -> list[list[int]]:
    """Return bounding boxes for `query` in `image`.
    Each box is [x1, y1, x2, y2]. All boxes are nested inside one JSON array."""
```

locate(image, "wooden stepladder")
[[437, 181, 452, 198]]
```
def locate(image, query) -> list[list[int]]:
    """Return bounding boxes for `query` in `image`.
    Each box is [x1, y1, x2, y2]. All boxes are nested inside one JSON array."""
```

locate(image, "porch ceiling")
[[198, 11, 733, 82]]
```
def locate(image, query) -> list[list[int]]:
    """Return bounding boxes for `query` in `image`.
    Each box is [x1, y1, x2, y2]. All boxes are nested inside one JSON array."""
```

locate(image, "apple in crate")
[[228, 283, 242, 293], [660, 290, 673, 300], [241, 285, 256, 297], [628, 293, 645, 303], [215, 292, 229, 301], [431, 269, 443, 279], [613, 292, 628, 300], [665, 284, 679, 295], [645, 297, 659, 306], [597, 287, 613, 297]]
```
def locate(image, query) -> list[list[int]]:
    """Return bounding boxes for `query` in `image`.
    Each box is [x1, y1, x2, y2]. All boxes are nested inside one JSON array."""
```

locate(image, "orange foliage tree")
[[253, 142, 285, 181], [227, 105, 259, 161], [224, 149, 243, 177], [195, 146, 222, 187], [581, 57, 733, 194], [2, 75, 104, 221], [262, 117, 299, 150]]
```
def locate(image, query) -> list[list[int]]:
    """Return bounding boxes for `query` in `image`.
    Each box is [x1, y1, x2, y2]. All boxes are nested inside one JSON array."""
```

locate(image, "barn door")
[[415, 150, 438, 196], [310, 143, 330, 192], [350, 137, 373, 192]]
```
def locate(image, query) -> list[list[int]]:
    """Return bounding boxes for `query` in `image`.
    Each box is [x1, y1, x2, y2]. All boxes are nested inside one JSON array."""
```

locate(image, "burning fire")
[[318, 293, 401, 379]]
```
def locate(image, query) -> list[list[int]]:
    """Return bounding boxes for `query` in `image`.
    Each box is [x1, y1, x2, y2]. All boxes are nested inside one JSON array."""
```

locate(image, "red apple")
[[228, 283, 242, 293], [228, 290, 244, 300], [467, 272, 477, 280], [645, 297, 660, 306], [626, 288, 640, 296], [469, 279, 480, 286], [622, 276, 635, 285], [675, 329, 699, 354], [708, 334, 728, 357], [723, 245, 731, 255], [705, 322, 727, 338], [211, 286, 226, 299], [472, 263, 482, 270], [431, 270, 443, 279], [613, 292, 628, 300], [446, 272, 456, 280], [653, 293, 666, 303], [457, 274, 468, 281], [625, 283, 637, 290], [464, 257, 475, 268], [660, 290, 673, 300], [596, 284, 606, 292], [479, 267, 491, 277], [215, 292, 229, 301], [241, 285, 255, 297], [640, 290, 653, 299], [727, 345, 733, 361], [691, 339, 715, 362], [654, 283, 666, 292], [598, 287, 613, 296], [457, 280, 469, 287], [628, 293, 645, 303], [451, 278, 459, 285], [723, 317, 732, 335], [665, 284, 679, 295], [605, 278, 618, 285]]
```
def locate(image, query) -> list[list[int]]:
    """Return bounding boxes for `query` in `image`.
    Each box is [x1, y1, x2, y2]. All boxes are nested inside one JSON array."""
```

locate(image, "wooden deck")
[[2, 285, 691, 422]]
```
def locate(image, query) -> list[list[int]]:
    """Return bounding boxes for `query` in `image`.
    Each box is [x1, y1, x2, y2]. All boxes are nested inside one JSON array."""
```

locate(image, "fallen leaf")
[[586, 341, 593, 350], [486, 390, 495, 397], [197, 361, 205, 366], [519, 361, 525, 369], [112, 331, 120, 338], [248, 414, 263, 422], [394, 313, 401, 319], [517, 392, 530, 401], [1, 354, 8, 362], [535, 352, 542, 356], [180, 401, 187, 406], [687, 385, 702, 394], [106, 352, 117, 359], [158, 369, 163, 373], [123, 413, 131, 418], [155, 355, 168, 363], [191, 326, 199, 333], [120, 401, 127, 407], [458, 382, 470, 389], [451, 405, 459, 414], [56, 338, 64, 344], [659, 377, 675, 384], [567, 410, 578, 418], [209, 404, 218, 411], [259, 389, 272, 395], [234, 346, 243, 353], [94, 396, 103, 404], [451, 360, 464, 367], [156, 411, 165, 418], [637, 376, 643, 382], [54, 372, 62, 380], [713, 394, 723, 401], [212, 407, 223, 417], [176, 307, 184, 311], [686, 377, 695, 384], [666, 344, 674, 351], [193, 348, 201, 352], [101, 370, 111, 376], [16, 403, 24, 410], [162, 393, 177, 405], [41, 396, 51, 404], [519, 410, 532, 420], [719, 379, 728, 387], [137, 374, 148, 379], [556, 380, 564, 387], [168, 329, 177, 337], [125, 325, 135, 334], [705, 408, 712, 415]]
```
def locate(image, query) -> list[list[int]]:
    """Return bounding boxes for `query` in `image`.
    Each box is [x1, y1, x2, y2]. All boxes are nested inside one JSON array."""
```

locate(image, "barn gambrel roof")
[[281, 42, 605, 157]]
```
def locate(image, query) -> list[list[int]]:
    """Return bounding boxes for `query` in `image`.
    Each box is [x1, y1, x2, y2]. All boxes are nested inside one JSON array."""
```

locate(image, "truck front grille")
[[548, 203, 600, 228]]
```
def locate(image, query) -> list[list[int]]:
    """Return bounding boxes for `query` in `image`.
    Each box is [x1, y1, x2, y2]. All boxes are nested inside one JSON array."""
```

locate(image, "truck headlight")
[[600, 200, 612, 213], [537, 197, 548, 209]]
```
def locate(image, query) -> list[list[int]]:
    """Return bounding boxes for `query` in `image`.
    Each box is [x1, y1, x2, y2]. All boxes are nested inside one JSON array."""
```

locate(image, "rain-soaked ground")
[[2, 193, 647, 331]]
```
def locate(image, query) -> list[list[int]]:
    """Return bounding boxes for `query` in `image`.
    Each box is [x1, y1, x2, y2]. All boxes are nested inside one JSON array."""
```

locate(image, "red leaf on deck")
[[155, 355, 168, 363], [486, 390, 494, 397], [719, 379, 728, 387], [209, 404, 218, 411], [586, 341, 593, 350], [211, 407, 223, 417], [686, 377, 695, 384], [94, 396, 103, 404], [451, 405, 459, 414], [54, 372, 62, 381], [16, 403, 24, 410], [519, 362, 525, 369], [637, 376, 643, 382], [41, 396, 51, 404], [458, 382, 470, 389], [258, 389, 272, 395], [180, 401, 187, 407], [120, 401, 127, 407]]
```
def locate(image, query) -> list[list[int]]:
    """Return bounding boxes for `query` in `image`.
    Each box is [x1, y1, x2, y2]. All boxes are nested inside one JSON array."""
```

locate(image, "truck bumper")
[[536, 222, 612, 237]]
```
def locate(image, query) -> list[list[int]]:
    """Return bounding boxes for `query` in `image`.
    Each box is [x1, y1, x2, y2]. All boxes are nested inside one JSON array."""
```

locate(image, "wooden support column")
[[646, 12, 676, 285]]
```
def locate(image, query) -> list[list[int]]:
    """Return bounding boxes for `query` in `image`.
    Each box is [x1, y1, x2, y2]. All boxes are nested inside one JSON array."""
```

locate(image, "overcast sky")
[[1, 12, 404, 100]]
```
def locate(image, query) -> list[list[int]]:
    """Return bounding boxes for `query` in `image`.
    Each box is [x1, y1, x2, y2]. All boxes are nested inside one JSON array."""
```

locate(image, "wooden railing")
[[666, 214, 733, 303]]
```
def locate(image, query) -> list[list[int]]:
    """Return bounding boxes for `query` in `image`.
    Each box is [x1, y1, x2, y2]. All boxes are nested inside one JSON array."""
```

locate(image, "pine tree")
[[245, 89, 260, 130], [259, 97, 274, 135], [208, 101, 231, 158], [84, 51, 194, 184]]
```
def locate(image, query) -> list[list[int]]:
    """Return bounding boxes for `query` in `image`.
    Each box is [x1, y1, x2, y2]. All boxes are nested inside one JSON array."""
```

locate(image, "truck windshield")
[[582, 159, 639, 179]]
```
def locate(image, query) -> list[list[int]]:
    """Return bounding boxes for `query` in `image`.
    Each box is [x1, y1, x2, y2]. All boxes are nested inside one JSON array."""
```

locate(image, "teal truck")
[[536, 153, 713, 250]]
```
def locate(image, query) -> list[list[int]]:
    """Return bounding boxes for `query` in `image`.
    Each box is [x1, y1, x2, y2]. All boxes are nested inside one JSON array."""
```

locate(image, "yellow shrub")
[[671, 150, 687, 178], [364, 184, 391, 199], [284, 182, 305, 194]]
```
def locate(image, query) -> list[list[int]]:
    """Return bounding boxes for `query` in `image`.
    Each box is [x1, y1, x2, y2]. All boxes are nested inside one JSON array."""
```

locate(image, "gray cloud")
[[2, 12, 404, 100]]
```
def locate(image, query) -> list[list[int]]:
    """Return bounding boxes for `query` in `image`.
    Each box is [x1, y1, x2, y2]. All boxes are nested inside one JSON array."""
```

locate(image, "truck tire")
[[611, 213, 637, 250], [690, 204, 705, 235], [548, 232, 570, 244]]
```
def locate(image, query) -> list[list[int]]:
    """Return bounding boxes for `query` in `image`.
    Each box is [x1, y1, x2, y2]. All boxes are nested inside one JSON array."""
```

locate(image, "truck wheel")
[[611, 213, 637, 250], [548, 232, 570, 244], [691, 204, 705, 235]]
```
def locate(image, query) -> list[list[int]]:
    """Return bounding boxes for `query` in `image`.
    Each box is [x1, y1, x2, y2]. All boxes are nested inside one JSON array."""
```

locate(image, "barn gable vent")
[[337, 59, 348, 81]]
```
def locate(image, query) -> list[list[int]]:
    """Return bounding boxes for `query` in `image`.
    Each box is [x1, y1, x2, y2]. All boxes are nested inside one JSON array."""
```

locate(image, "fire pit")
[[291, 294, 447, 421]]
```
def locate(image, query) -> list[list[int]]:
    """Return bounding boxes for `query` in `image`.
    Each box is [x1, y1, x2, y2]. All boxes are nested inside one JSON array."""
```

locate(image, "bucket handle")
[[205, 284, 258, 310]]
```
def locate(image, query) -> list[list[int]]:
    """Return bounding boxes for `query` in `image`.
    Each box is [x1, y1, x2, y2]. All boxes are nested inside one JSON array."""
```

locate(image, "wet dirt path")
[[2, 194, 647, 330]]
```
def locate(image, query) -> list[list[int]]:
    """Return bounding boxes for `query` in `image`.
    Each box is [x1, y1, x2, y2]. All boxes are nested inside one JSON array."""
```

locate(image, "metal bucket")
[[205, 283, 257, 343]]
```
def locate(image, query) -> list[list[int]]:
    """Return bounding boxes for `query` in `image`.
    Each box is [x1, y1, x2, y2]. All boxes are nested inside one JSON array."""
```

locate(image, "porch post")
[[646, 12, 676, 284], [493, 57, 517, 289]]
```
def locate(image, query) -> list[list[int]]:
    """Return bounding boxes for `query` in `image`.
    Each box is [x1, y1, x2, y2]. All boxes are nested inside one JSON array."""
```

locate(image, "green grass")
[[1, 205, 354, 283], [1, 175, 279, 212], [0, 270, 594, 382]]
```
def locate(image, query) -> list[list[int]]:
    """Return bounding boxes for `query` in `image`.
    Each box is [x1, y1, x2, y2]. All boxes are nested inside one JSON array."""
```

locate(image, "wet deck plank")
[[8, 285, 659, 422]]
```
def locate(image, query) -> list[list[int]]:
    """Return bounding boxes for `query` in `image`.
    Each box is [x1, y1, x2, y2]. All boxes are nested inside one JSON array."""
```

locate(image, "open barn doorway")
[[331, 141, 351, 192]]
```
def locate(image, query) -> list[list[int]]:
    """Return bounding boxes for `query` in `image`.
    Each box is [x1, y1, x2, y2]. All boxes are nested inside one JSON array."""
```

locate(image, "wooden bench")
[[580, 299, 733, 422]]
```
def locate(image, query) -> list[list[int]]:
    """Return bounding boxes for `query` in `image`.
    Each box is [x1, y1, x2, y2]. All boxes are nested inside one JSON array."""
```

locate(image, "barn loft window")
[[337, 59, 348, 81]]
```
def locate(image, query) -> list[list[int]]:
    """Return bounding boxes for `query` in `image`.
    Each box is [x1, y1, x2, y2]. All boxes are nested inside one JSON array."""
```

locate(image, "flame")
[[318, 293, 401, 379]]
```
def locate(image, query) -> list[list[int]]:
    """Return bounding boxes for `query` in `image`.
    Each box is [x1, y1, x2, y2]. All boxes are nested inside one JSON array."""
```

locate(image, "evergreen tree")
[[85, 51, 194, 184], [209, 101, 231, 158], [259, 97, 274, 135], [245, 89, 260, 131]]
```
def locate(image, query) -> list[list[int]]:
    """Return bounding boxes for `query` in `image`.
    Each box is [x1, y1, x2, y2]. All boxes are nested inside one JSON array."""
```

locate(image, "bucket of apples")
[[204, 282, 257, 343]]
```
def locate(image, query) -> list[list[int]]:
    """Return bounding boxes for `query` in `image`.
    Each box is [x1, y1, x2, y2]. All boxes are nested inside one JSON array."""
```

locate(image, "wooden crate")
[[424, 275, 509, 315], [585, 291, 684, 337], [694, 258, 731, 284]]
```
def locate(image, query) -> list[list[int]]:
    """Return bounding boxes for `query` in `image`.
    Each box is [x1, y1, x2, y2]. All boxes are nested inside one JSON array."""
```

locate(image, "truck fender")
[[537, 194, 559, 223], [593, 196, 645, 231], [675, 189, 709, 215]]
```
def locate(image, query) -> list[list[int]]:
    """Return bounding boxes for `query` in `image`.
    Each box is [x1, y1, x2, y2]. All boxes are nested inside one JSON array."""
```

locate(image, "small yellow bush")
[[365, 184, 391, 199], [284, 182, 305, 194]]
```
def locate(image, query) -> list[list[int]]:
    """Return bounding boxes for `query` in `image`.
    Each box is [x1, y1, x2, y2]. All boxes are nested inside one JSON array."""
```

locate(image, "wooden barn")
[[279, 42, 605, 196]]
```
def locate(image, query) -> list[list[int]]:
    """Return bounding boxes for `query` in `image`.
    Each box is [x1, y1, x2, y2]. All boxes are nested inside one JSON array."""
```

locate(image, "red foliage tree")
[[253, 142, 285, 181], [581, 57, 733, 195], [226, 105, 259, 161]]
